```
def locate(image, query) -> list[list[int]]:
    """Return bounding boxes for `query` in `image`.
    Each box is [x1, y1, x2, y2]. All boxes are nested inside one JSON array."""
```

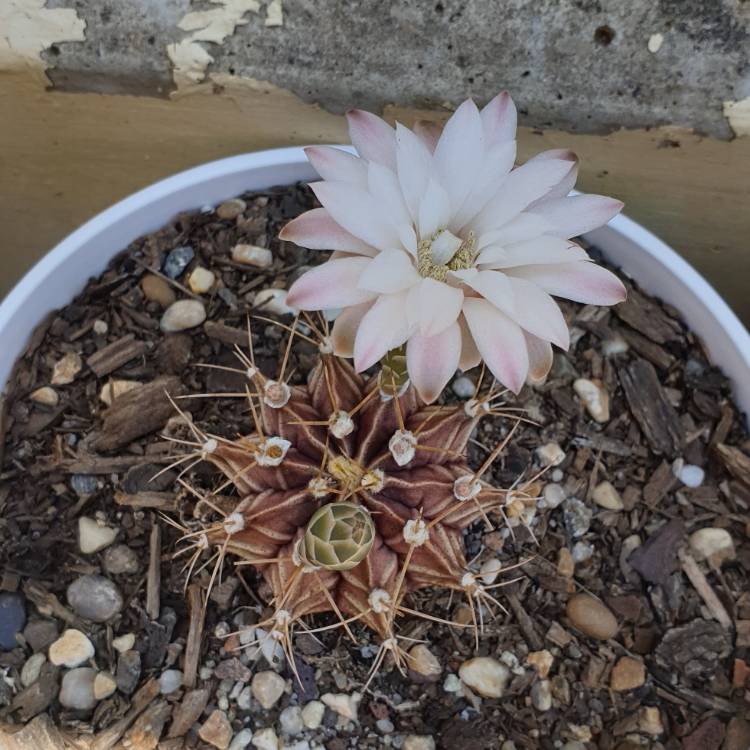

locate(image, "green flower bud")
[[302, 502, 375, 571]]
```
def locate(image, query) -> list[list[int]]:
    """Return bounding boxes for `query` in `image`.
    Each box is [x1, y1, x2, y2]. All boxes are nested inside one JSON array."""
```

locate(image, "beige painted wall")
[[2, 73, 750, 323]]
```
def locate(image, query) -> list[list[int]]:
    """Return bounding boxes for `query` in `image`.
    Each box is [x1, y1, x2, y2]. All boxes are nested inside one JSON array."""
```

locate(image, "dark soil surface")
[[0, 185, 748, 750]]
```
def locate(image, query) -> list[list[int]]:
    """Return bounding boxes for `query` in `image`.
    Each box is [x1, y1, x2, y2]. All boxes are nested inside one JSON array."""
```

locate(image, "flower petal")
[[506, 261, 627, 305], [407, 322, 462, 403], [463, 298, 529, 393], [418, 178, 452, 239], [358, 249, 420, 294], [311, 181, 401, 251], [525, 332, 553, 384], [506, 277, 570, 348], [526, 149, 578, 205], [408, 277, 464, 337], [346, 109, 397, 170], [476, 212, 554, 250], [471, 157, 580, 237], [434, 99, 484, 210], [279, 208, 376, 256], [480, 91, 517, 148], [455, 268, 515, 319], [396, 122, 434, 221], [458, 314, 482, 371], [413, 119, 442, 152], [528, 194, 624, 238], [331, 302, 373, 357], [478, 236, 589, 268], [287, 257, 376, 310], [305, 146, 368, 187], [367, 162, 413, 239], [353, 292, 413, 371]]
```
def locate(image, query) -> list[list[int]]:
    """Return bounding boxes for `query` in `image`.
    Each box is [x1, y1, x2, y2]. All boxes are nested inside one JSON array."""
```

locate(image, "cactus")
[[168, 318, 537, 681]]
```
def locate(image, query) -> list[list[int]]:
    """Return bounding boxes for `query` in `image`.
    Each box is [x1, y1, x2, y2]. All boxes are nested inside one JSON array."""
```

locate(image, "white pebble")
[[252, 288, 296, 316], [321, 691, 360, 721], [99, 379, 141, 406], [113, 633, 136, 653], [648, 32, 664, 53], [160, 299, 206, 332], [403, 736, 436, 750], [30, 386, 59, 407], [188, 266, 216, 294], [689, 527, 736, 565], [228, 728, 254, 750], [159, 669, 184, 694], [279, 705, 304, 735], [543, 483, 566, 509], [21, 653, 46, 687], [601, 336, 629, 356], [251, 671, 285, 709], [452, 376, 475, 399], [59, 667, 97, 710], [49, 629, 95, 668], [573, 378, 610, 423], [51, 352, 82, 385], [592, 481, 624, 511], [479, 558, 502, 585], [93, 319, 109, 335], [537, 443, 565, 467], [237, 685, 253, 710], [673, 459, 705, 488], [531, 679, 552, 711], [232, 244, 272, 268], [251, 727, 278, 750], [377, 718, 395, 733], [93, 671, 117, 700], [458, 657, 510, 698], [78, 516, 118, 554], [301, 700, 325, 729], [572, 541, 594, 563], [443, 673, 462, 693]]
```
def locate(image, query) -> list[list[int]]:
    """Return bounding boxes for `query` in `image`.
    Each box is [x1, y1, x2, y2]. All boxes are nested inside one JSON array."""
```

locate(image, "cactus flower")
[[284, 92, 626, 402]]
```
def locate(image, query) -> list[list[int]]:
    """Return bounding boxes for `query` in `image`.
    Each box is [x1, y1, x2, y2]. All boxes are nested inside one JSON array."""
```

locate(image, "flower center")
[[417, 229, 477, 281]]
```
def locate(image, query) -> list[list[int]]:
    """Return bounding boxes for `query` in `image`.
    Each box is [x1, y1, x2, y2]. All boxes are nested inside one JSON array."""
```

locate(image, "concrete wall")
[[2, 0, 750, 319]]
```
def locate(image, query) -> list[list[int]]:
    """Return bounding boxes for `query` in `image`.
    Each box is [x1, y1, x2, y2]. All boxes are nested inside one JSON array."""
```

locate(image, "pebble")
[[573, 378, 609, 422], [71, 476, 98, 498], [78, 516, 119, 554], [30, 386, 59, 407], [228, 728, 254, 750], [0, 592, 26, 650], [526, 650, 554, 678], [591, 480, 624, 510], [188, 266, 216, 294], [93, 319, 108, 335], [321, 691, 360, 720], [636, 706, 665, 735], [94, 671, 117, 700], [279, 705, 304, 735], [610, 656, 646, 691], [99, 379, 141, 406], [542, 483, 566, 509], [59, 667, 98, 710], [531, 679, 552, 711], [251, 727, 279, 750], [672, 458, 705, 488], [403, 736, 436, 750], [689, 527, 736, 565], [566, 593, 618, 640], [236, 685, 253, 710], [159, 669, 184, 694], [443, 673, 462, 693], [537, 442, 565, 467], [601, 336, 629, 356], [141, 274, 176, 307], [571, 541, 594, 563], [116, 649, 142, 694], [458, 657, 510, 698], [51, 352, 82, 385], [160, 299, 207, 332], [252, 288, 296, 316], [21, 653, 46, 687], [163, 245, 194, 278], [452, 376, 475, 399], [561, 743, 587, 750], [301, 700, 325, 729], [23, 619, 58, 652], [251, 670, 285, 710], [49, 629, 95, 667], [103, 544, 140, 575], [479, 558, 502, 585], [112, 633, 136, 653], [199, 709, 233, 750], [232, 243, 272, 268], [376, 718, 395, 733], [408, 644, 442, 680], [67, 575, 123, 622], [563, 498, 592, 538], [648, 32, 664, 53], [217, 198, 246, 219], [557, 547, 575, 577]]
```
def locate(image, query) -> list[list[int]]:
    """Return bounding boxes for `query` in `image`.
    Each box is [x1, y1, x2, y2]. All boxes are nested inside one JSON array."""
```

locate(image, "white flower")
[[285, 92, 626, 402]]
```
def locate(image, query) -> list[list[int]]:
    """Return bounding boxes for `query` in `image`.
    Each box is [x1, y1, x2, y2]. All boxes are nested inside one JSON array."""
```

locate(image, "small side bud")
[[360, 468, 385, 494], [201, 438, 218, 459], [453, 475, 481, 502], [318, 338, 334, 355], [388, 430, 417, 467], [368, 588, 392, 614], [464, 398, 490, 418], [403, 518, 429, 546], [255, 436, 291, 467], [308, 475, 332, 499], [263, 379, 291, 409], [223, 511, 245, 535], [329, 410, 355, 439]]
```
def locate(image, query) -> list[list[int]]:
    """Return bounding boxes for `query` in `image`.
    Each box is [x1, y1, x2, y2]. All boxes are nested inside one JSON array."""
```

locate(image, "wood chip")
[[615, 287, 683, 344], [86, 334, 148, 377], [92, 376, 186, 452], [203, 320, 249, 347], [146, 521, 161, 621], [619, 327, 676, 370], [89, 678, 160, 750], [715, 443, 750, 486], [115, 491, 177, 511], [619, 358, 684, 456], [679, 550, 733, 630], [183, 584, 205, 690], [629, 518, 684, 585], [643, 461, 677, 506], [506, 591, 544, 650], [167, 688, 210, 738], [0, 713, 66, 750]]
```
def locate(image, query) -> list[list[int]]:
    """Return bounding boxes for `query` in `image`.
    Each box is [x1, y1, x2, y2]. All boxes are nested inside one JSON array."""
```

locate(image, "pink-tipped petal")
[[279, 208, 376, 256], [463, 298, 529, 393], [408, 277, 464, 338], [358, 249, 420, 294], [346, 109, 397, 170], [477, 235, 590, 268], [367, 162, 413, 238], [476, 212, 554, 250], [528, 194, 624, 238], [395, 122, 434, 221], [434, 99, 484, 210], [413, 119, 442, 152], [506, 277, 570, 348], [480, 91, 517, 148], [526, 149, 579, 204], [305, 146, 368, 186], [524, 332, 554, 384], [458, 315, 482, 371], [506, 261, 627, 305], [353, 292, 413, 371], [331, 301, 373, 358], [471, 157, 580, 237], [287, 257, 376, 310], [407, 322, 462, 403], [310, 181, 401, 251]]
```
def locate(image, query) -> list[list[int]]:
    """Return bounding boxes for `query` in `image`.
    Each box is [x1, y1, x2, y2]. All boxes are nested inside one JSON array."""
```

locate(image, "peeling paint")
[[723, 98, 750, 137], [0, 0, 85, 83], [167, 0, 260, 89], [265, 0, 283, 27]]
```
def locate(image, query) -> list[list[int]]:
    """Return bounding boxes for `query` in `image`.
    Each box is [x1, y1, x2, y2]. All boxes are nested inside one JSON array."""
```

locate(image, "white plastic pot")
[[2, 147, 749, 420]]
